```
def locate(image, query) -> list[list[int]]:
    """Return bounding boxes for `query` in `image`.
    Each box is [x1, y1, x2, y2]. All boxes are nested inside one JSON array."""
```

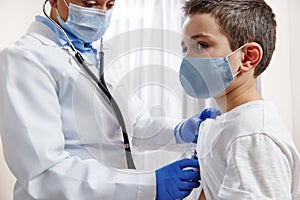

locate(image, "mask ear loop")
[[63, 0, 69, 8], [55, 0, 69, 20], [55, 8, 61, 18], [226, 43, 248, 77]]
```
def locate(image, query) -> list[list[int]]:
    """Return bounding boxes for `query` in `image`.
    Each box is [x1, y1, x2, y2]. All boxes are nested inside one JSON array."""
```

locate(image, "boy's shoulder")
[[221, 100, 288, 137], [216, 100, 296, 153], [201, 99, 296, 151], [201, 100, 292, 149]]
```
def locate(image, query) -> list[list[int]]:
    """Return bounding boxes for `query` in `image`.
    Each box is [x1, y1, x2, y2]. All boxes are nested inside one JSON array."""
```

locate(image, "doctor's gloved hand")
[[174, 108, 221, 143], [155, 158, 200, 200]]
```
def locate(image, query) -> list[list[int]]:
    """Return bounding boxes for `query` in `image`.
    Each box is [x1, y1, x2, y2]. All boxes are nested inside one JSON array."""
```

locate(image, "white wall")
[[289, 0, 300, 191], [0, 140, 15, 200], [0, 0, 299, 200], [261, 0, 300, 151], [289, 0, 300, 152], [261, 0, 292, 132], [0, 0, 42, 49]]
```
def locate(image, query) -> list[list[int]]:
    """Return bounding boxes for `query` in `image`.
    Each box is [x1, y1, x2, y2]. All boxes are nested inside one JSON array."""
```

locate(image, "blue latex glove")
[[156, 158, 200, 200], [174, 108, 221, 143]]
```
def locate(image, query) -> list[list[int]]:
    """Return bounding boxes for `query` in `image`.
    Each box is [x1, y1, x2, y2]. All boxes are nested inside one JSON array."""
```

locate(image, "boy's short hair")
[[183, 0, 277, 77]]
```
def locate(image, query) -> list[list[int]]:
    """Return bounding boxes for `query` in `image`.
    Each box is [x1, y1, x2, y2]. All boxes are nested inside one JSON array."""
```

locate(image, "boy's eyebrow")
[[181, 32, 213, 46], [191, 33, 213, 40]]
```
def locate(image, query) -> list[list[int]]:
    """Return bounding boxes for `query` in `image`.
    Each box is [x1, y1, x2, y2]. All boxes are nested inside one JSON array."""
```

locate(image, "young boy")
[[179, 0, 300, 199]]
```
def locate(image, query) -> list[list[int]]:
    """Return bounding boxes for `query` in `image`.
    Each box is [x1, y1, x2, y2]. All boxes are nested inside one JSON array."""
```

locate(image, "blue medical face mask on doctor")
[[56, 0, 112, 43], [179, 44, 247, 99]]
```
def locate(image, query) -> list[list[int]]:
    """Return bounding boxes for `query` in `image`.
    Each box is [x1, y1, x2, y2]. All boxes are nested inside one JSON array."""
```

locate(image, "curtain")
[[100, 1, 204, 198], [102, 0, 207, 120]]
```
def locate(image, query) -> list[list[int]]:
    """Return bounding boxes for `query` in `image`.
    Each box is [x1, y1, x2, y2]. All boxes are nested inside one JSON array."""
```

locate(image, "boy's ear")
[[240, 42, 263, 72], [49, 0, 58, 8]]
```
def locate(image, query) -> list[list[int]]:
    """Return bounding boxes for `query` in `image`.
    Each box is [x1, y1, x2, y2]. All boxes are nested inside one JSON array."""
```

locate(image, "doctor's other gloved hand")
[[174, 108, 221, 143], [156, 158, 200, 200]]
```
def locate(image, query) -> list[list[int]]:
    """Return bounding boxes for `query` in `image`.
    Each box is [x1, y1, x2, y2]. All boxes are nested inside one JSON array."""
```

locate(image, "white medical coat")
[[0, 21, 180, 200]]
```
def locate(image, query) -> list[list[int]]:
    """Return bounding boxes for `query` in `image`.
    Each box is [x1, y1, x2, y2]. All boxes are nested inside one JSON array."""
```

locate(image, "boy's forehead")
[[182, 13, 223, 40]]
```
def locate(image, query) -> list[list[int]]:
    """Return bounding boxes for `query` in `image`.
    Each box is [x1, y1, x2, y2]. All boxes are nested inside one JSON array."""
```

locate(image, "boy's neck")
[[214, 79, 263, 113]]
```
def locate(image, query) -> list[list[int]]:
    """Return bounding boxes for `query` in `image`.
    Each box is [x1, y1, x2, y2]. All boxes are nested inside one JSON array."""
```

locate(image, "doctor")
[[0, 0, 219, 199]]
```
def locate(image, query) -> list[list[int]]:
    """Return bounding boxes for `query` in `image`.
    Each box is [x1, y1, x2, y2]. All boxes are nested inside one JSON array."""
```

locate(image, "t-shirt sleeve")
[[218, 133, 292, 200]]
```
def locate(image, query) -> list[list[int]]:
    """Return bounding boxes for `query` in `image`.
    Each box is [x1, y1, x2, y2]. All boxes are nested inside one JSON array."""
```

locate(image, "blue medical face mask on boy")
[[56, 0, 112, 43], [179, 44, 247, 99]]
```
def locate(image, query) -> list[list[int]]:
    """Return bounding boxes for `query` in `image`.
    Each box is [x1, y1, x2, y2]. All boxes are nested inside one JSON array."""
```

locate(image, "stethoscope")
[[42, 0, 136, 169]]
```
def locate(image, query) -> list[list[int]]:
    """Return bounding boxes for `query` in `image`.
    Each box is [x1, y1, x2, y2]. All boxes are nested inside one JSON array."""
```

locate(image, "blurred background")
[[0, 0, 299, 199]]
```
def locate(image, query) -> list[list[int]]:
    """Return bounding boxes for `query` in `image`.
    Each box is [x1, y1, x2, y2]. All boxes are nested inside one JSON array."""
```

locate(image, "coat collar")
[[27, 16, 98, 67]]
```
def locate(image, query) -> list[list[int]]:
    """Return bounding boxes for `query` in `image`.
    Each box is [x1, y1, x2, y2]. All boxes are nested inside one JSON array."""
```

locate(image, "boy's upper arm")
[[218, 133, 292, 200]]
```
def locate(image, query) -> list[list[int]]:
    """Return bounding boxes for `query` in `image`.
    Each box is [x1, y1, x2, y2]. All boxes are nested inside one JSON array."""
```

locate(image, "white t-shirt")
[[197, 100, 300, 200]]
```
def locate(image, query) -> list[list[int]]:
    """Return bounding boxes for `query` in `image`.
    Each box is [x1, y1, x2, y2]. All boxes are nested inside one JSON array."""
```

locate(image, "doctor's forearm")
[[21, 156, 156, 199]]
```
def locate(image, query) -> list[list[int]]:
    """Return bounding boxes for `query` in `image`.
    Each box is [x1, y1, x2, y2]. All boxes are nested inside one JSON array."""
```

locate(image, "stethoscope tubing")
[[42, 0, 136, 169]]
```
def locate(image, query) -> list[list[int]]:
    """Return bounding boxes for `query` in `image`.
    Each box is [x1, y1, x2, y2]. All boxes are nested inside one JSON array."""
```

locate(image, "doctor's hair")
[[183, 0, 277, 77]]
